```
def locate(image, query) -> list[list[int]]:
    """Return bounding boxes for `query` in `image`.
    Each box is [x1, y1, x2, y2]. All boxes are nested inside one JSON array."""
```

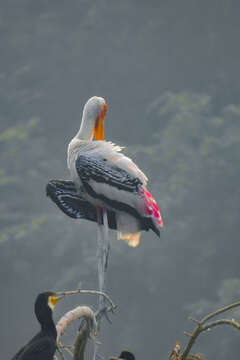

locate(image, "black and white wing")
[[46, 179, 117, 229], [75, 154, 144, 215], [46, 178, 157, 234]]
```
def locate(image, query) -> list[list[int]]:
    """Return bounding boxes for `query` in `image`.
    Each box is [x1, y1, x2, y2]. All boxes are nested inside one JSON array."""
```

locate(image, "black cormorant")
[[119, 350, 135, 360], [110, 350, 135, 360], [11, 292, 62, 360]]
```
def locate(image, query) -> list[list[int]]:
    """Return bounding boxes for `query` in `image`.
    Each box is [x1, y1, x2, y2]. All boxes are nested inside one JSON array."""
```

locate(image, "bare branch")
[[202, 318, 240, 332], [181, 323, 202, 360], [73, 321, 89, 360], [58, 342, 74, 357], [56, 306, 97, 343], [56, 347, 67, 360], [201, 301, 240, 324], [72, 305, 116, 360], [188, 317, 201, 325], [181, 301, 240, 360], [184, 331, 193, 337], [168, 341, 181, 360], [56, 289, 116, 309]]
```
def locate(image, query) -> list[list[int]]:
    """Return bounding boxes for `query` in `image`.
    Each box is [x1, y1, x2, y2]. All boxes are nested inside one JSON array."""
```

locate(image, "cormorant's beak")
[[53, 295, 63, 304], [49, 294, 63, 310], [94, 103, 107, 140]]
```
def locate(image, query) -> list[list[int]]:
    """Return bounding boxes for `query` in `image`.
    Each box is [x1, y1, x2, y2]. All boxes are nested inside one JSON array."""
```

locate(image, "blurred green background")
[[1, 1, 240, 359]]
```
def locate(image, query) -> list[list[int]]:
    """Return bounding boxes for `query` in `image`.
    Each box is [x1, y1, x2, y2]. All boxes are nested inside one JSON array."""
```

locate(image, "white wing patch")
[[73, 140, 148, 186], [88, 178, 145, 211]]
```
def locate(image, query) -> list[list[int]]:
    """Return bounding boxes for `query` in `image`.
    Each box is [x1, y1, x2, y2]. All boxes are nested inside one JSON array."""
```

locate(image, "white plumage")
[[67, 96, 163, 246]]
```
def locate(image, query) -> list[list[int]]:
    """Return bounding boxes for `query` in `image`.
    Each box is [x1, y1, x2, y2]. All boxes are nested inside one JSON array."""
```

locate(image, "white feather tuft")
[[116, 212, 141, 247], [68, 140, 147, 187]]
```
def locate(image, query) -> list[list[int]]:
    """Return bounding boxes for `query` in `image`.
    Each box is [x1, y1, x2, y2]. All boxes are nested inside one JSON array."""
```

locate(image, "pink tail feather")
[[141, 188, 163, 228]]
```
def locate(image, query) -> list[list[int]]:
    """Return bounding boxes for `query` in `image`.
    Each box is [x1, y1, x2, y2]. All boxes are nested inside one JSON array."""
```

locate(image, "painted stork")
[[47, 96, 163, 247], [47, 96, 163, 314]]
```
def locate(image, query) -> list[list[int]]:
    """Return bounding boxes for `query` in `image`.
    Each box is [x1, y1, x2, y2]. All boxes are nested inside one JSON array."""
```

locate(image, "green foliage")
[[0, 117, 40, 186], [185, 278, 240, 318], [0, 117, 45, 244], [0, 117, 39, 143], [0, 216, 47, 244], [0, 169, 14, 185], [130, 92, 240, 207]]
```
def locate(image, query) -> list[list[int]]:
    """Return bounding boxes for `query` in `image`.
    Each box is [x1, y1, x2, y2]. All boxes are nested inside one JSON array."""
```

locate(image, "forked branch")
[[55, 291, 116, 360], [180, 300, 240, 360], [56, 288, 116, 309]]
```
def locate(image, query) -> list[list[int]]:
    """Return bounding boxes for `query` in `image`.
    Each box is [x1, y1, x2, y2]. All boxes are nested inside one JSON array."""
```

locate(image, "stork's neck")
[[75, 112, 96, 141], [67, 114, 94, 169]]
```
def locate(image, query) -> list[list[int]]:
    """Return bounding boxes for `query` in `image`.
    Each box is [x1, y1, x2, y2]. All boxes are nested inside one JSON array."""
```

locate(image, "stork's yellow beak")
[[94, 103, 107, 140]]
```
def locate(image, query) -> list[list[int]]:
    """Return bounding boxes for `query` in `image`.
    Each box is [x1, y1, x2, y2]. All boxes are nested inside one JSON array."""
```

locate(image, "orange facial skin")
[[94, 103, 108, 140]]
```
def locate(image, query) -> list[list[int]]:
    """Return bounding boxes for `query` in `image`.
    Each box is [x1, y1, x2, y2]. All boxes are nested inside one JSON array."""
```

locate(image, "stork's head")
[[82, 96, 108, 140]]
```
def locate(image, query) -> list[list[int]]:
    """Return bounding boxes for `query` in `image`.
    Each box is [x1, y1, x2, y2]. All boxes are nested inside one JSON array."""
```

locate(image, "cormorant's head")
[[34, 291, 62, 325], [119, 351, 135, 360]]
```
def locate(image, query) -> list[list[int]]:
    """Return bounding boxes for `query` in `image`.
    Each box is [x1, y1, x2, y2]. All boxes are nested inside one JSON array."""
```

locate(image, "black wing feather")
[[12, 336, 56, 360], [76, 155, 142, 193], [46, 180, 117, 229], [46, 175, 160, 236], [46, 180, 97, 220], [75, 156, 160, 237]]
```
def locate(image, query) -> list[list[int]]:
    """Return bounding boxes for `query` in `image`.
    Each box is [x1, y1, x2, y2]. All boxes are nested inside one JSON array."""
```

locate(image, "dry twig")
[[56, 306, 97, 343], [181, 301, 240, 360], [56, 289, 116, 309], [55, 290, 116, 360], [168, 341, 181, 360]]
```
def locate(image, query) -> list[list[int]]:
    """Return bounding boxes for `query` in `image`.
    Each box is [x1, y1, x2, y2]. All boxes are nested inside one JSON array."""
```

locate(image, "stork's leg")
[[102, 207, 110, 271], [96, 206, 110, 311]]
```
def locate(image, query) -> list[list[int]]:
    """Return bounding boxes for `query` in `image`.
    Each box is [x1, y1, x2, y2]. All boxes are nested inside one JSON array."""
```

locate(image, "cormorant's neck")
[[41, 317, 57, 338]]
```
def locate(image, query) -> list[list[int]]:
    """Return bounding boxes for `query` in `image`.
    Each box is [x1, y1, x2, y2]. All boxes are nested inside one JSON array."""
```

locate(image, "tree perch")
[[181, 300, 240, 360]]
